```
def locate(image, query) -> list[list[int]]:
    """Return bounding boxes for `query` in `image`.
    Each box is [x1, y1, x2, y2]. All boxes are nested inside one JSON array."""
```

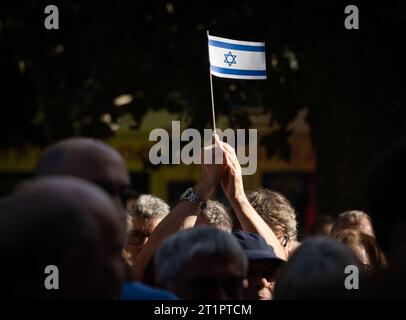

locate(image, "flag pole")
[[207, 30, 217, 133]]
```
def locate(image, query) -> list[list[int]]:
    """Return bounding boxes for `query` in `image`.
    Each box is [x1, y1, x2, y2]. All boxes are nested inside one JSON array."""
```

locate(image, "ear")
[[242, 278, 249, 289]]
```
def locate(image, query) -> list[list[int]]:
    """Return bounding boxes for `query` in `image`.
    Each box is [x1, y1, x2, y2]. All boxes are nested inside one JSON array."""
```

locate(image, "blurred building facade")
[[0, 108, 315, 236]]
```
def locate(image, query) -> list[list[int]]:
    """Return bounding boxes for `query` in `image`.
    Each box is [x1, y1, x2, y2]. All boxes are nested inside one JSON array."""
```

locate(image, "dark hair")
[[0, 191, 99, 298], [0, 177, 122, 299]]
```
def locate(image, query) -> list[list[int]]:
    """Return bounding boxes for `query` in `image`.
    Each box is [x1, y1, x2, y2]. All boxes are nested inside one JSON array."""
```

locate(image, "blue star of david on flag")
[[208, 34, 267, 79], [224, 51, 237, 67]]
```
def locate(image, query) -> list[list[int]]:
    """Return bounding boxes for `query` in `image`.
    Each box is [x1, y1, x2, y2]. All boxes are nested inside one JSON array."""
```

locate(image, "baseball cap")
[[233, 230, 285, 264]]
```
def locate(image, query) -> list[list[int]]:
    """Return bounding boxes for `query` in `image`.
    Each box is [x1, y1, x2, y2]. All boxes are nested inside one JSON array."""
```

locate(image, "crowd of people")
[[0, 135, 405, 299]]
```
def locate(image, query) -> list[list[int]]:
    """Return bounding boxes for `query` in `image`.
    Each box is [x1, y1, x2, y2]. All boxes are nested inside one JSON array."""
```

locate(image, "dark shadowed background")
[[1, 0, 405, 237]]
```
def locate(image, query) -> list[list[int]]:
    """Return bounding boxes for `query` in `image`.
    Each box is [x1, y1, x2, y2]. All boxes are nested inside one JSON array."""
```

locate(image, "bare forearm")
[[230, 194, 287, 260], [132, 200, 199, 280], [132, 182, 215, 281]]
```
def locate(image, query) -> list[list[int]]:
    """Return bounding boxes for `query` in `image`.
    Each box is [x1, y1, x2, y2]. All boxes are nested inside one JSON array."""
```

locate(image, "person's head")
[[0, 177, 126, 299], [330, 210, 375, 238], [195, 200, 233, 232], [154, 227, 248, 300], [331, 229, 387, 273], [247, 188, 298, 255], [273, 237, 364, 300], [36, 138, 131, 225], [233, 230, 285, 300], [125, 194, 169, 262]]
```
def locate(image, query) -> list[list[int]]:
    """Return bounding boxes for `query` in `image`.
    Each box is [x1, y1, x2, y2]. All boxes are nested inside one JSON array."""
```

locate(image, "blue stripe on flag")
[[208, 40, 265, 52], [210, 65, 266, 76]]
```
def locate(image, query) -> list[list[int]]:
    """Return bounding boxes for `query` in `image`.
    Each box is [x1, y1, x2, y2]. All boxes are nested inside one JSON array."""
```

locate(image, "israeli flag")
[[208, 34, 267, 80]]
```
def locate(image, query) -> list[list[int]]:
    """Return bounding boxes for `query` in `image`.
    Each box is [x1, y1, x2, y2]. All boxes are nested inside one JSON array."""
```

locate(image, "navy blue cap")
[[233, 230, 285, 264]]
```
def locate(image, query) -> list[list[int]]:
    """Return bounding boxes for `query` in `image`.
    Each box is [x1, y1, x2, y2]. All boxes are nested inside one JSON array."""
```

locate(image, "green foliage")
[[1, 0, 406, 213]]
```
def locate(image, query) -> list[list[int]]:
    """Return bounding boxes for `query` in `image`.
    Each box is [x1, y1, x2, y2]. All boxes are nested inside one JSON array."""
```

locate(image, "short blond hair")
[[247, 188, 297, 241]]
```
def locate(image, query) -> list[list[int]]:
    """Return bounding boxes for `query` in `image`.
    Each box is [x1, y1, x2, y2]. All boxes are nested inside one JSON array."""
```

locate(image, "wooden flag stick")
[[207, 30, 217, 132]]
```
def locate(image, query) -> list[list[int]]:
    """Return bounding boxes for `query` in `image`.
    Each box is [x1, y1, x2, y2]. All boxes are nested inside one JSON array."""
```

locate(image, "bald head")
[[36, 138, 131, 224], [36, 138, 129, 184], [0, 177, 126, 299]]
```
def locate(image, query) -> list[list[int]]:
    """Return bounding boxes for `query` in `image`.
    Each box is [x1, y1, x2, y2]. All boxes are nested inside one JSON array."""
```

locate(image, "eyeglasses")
[[127, 230, 151, 245], [90, 181, 138, 206]]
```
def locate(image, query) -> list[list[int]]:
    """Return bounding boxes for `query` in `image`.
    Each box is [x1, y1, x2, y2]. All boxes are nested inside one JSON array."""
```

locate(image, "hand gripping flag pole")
[[207, 31, 267, 132]]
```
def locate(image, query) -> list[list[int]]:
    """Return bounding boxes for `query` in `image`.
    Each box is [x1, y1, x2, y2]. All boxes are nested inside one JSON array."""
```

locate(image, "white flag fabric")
[[208, 34, 267, 80]]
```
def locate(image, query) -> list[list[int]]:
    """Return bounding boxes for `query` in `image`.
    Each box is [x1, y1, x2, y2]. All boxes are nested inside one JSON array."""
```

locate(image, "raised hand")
[[195, 133, 225, 200], [220, 140, 245, 202]]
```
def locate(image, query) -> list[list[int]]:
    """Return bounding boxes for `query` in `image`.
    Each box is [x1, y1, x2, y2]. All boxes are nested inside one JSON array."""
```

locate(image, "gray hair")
[[127, 194, 169, 220], [154, 227, 248, 288], [201, 200, 233, 231]]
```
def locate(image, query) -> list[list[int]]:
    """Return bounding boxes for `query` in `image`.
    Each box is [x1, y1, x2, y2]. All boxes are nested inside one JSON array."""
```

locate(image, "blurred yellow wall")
[[0, 109, 315, 202]]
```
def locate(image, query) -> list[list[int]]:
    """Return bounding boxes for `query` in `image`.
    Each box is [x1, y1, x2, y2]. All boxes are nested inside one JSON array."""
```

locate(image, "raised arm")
[[219, 140, 287, 260], [132, 138, 223, 281]]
